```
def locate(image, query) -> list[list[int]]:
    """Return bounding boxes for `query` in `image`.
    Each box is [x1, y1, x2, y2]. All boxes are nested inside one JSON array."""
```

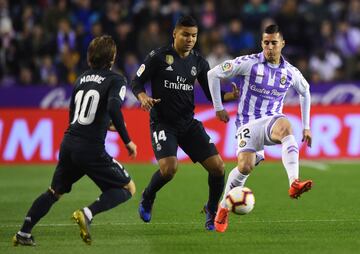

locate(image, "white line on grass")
[[2, 218, 360, 228], [301, 161, 329, 171], [323, 160, 360, 165]]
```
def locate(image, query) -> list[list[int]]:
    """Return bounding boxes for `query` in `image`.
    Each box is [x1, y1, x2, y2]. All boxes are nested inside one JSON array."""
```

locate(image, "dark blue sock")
[[207, 174, 225, 213], [88, 188, 131, 217], [143, 169, 171, 200], [20, 190, 59, 233]]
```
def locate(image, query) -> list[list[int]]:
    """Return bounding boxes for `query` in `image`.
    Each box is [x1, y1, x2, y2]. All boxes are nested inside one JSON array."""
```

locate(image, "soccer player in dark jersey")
[[12, 35, 137, 246], [131, 15, 239, 231]]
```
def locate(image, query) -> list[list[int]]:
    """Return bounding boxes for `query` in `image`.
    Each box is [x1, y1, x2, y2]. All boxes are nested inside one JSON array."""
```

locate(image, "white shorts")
[[236, 115, 285, 157]]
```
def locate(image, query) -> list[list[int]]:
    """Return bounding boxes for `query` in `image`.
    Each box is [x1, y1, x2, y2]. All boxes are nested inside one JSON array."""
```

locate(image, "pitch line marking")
[[301, 161, 328, 171], [2, 218, 360, 228]]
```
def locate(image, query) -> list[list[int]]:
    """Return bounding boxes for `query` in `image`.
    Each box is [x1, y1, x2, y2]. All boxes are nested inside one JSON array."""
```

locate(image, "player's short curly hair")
[[175, 15, 198, 28], [87, 35, 116, 69]]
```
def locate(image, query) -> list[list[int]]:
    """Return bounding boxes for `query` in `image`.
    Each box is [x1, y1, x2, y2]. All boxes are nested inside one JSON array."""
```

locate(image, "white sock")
[[220, 167, 249, 208], [83, 207, 93, 221], [18, 231, 31, 238], [281, 135, 299, 186]]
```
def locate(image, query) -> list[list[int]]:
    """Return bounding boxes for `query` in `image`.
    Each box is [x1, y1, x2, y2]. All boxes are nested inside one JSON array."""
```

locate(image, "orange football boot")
[[289, 179, 313, 199], [214, 206, 229, 233]]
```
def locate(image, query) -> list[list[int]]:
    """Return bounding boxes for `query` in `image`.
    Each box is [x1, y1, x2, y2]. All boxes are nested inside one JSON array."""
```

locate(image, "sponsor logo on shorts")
[[239, 140, 247, 148], [112, 158, 129, 177], [156, 143, 162, 151]]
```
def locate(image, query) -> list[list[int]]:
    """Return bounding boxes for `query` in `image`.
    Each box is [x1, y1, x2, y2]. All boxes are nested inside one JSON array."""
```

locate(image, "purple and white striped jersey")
[[208, 52, 311, 129]]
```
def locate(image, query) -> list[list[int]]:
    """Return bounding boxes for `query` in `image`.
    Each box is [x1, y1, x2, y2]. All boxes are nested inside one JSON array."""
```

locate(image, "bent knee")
[[238, 162, 254, 175], [202, 155, 225, 176], [211, 160, 225, 176], [124, 180, 136, 196], [278, 126, 292, 138], [272, 119, 293, 140], [161, 169, 177, 179], [48, 187, 62, 200], [159, 165, 178, 180]]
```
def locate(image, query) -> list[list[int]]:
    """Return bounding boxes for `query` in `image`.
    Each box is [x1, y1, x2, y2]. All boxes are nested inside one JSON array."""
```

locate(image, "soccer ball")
[[225, 186, 255, 215]]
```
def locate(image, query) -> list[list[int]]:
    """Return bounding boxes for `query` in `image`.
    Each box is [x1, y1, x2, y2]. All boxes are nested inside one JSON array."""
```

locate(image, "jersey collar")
[[170, 44, 194, 58]]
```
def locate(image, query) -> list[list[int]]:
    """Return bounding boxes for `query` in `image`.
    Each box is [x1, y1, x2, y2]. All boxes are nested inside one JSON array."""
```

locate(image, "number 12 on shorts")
[[153, 130, 167, 143], [238, 128, 250, 139]]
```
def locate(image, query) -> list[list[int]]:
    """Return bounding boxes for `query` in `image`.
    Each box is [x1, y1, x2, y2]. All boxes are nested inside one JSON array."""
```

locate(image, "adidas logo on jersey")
[[166, 66, 173, 71]]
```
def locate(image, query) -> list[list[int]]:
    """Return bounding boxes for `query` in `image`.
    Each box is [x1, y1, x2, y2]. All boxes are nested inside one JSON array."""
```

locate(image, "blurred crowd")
[[1, 0, 360, 87]]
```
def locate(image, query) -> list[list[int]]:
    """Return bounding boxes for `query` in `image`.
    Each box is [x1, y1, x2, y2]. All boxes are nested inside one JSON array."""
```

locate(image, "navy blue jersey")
[[131, 45, 214, 124], [66, 69, 128, 144]]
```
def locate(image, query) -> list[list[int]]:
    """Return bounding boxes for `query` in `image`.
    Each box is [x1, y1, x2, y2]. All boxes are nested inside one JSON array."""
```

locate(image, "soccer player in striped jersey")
[[207, 24, 313, 233]]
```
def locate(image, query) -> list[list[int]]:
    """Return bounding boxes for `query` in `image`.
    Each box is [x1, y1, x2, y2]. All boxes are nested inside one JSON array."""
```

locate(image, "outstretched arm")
[[207, 57, 248, 122], [207, 67, 225, 111], [293, 69, 312, 147], [207, 67, 230, 123], [131, 77, 161, 111], [107, 98, 137, 158], [108, 77, 137, 158], [131, 50, 160, 111], [300, 91, 312, 147]]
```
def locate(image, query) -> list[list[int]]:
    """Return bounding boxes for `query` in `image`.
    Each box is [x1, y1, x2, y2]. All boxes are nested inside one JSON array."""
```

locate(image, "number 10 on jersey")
[[71, 90, 100, 125]]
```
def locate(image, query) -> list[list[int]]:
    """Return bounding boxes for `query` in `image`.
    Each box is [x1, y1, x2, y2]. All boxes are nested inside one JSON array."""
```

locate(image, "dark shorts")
[[150, 118, 218, 163], [50, 136, 131, 194]]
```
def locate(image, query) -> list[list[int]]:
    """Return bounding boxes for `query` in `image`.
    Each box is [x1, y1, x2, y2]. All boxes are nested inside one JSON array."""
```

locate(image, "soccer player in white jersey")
[[207, 24, 313, 233]]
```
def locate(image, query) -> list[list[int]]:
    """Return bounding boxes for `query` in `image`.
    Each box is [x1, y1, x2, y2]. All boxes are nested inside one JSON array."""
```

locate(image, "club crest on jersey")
[[280, 76, 287, 85], [221, 62, 233, 72], [165, 55, 174, 65], [239, 140, 246, 148], [136, 64, 145, 77], [191, 66, 197, 76]]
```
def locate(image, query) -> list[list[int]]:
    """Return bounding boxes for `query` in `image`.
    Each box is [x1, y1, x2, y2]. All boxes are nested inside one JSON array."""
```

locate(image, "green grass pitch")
[[0, 161, 360, 254]]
